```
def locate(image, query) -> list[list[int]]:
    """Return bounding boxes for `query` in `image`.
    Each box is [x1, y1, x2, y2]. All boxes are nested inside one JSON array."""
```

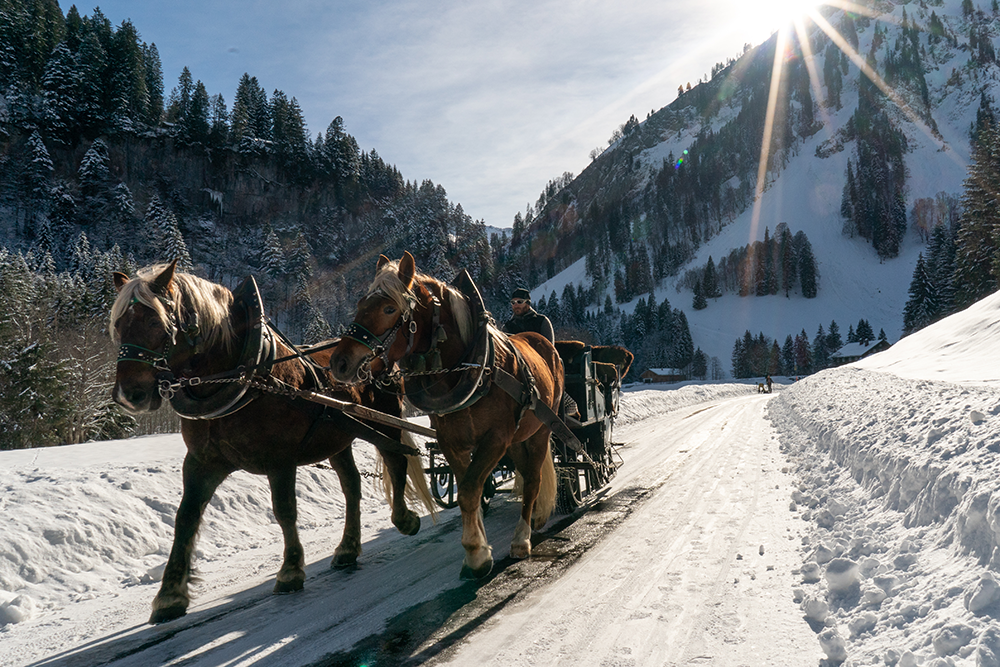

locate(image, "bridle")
[[115, 293, 203, 396], [341, 290, 444, 383]]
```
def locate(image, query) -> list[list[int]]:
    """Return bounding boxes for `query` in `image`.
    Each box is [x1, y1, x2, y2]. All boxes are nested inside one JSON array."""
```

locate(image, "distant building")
[[640, 368, 686, 383], [830, 340, 892, 366]]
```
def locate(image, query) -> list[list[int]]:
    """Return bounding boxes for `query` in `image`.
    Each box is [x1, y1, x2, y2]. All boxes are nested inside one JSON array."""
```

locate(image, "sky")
[[86, 0, 804, 228]]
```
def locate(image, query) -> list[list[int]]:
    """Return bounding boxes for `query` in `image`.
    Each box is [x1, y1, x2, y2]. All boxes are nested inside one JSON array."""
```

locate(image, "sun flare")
[[762, 0, 825, 26], [737, 0, 826, 44]]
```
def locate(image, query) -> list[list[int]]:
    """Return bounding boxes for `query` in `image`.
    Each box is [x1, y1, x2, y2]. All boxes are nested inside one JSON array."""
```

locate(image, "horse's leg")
[[268, 467, 306, 593], [150, 453, 232, 624], [454, 436, 506, 580], [380, 449, 421, 536], [508, 430, 552, 559], [327, 447, 363, 568]]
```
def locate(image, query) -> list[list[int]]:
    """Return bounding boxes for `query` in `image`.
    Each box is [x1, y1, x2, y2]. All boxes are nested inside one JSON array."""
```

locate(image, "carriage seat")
[[555, 340, 587, 369], [593, 361, 620, 387], [591, 345, 634, 379]]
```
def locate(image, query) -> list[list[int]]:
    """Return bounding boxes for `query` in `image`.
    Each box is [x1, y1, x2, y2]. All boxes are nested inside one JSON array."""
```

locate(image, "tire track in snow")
[[426, 394, 821, 667]]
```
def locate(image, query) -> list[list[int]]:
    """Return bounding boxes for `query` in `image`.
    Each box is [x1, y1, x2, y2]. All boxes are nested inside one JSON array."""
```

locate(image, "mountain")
[[507, 0, 989, 371]]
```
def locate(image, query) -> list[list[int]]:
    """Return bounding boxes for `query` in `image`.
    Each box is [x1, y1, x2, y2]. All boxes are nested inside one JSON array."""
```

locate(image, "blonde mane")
[[368, 262, 472, 346], [110, 265, 235, 352]]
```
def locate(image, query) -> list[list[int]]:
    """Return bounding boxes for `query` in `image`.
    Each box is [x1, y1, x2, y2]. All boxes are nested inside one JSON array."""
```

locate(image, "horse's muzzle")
[[112, 382, 162, 414]]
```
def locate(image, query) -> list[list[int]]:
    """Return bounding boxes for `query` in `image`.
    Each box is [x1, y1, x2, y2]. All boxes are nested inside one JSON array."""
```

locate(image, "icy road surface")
[[426, 392, 822, 667], [8, 387, 821, 667]]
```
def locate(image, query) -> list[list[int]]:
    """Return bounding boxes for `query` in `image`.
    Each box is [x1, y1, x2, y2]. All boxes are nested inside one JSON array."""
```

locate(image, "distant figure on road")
[[766, 375, 773, 393], [503, 288, 554, 344]]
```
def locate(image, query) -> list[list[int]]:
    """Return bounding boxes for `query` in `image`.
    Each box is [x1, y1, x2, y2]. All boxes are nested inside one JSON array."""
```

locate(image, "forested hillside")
[[0, 0, 499, 446]]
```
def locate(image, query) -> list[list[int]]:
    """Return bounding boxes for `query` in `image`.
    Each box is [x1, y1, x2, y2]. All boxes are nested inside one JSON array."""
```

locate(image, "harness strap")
[[298, 406, 421, 456], [492, 366, 588, 455]]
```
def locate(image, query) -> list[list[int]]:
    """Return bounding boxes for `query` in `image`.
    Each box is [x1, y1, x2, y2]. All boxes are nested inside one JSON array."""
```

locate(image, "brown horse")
[[110, 261, 434, 624], [329, 252, 559, 579]]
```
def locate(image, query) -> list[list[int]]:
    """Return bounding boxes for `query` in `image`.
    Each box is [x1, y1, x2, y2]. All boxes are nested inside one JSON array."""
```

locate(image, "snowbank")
[[766, 286, 1000, 666], [0, 436, 393, 628]]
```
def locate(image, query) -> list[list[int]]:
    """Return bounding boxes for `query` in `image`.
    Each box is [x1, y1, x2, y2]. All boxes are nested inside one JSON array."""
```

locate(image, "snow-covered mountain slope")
[[533, 0, 993, 369]]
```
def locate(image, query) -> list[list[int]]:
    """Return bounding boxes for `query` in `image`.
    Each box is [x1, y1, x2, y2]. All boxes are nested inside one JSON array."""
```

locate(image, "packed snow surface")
[[3, 290, 1000, 665]]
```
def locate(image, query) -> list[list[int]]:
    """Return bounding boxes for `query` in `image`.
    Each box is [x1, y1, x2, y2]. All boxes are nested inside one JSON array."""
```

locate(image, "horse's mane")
[[368, 262, 472, 345], [110, 265, 235, 352]]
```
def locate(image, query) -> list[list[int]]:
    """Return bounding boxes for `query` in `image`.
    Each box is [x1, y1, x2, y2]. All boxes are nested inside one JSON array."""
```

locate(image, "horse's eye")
[[383, 305, 397, 316]]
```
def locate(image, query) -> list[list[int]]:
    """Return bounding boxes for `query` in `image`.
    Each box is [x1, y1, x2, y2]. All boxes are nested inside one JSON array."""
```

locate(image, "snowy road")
[[11, 389, 824, 667], [426, 393, 822, 666]]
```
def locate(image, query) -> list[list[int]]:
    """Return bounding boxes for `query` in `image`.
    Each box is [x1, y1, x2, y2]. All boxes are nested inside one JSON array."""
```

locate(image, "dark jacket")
[[503, 308, 555, 343]]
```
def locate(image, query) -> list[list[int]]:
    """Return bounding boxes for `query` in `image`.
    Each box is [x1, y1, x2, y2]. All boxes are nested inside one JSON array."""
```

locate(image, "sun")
[[734, 0, 826, 44], [765, 0, 825, 21]]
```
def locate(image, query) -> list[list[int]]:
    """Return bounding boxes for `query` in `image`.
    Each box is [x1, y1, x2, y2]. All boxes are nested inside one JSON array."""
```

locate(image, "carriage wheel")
[[427, 444, 493, 512], [555, 466, 585, 514], [428, 446, 459, 509]]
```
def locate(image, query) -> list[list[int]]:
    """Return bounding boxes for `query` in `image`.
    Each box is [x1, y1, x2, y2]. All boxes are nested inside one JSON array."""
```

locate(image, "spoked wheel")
[[428, 445, 459, 509], [555, 465, 586, 514], [426, 443, 499, 513]]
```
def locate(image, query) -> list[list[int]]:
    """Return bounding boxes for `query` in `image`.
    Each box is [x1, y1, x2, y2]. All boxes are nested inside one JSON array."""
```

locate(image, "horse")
[[110, 260, 435, 624], [329, 251, 560, 579]]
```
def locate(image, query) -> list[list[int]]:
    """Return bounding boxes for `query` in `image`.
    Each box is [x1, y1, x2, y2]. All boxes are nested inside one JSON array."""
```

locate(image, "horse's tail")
[[403, 432, 438, 523], [374, 432, 438, 524], [533, 437, 557, 529]]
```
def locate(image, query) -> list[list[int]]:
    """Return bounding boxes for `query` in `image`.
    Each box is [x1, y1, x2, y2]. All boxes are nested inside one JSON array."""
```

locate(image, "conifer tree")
[[768, 340, 782, 376], [779, 225, 796, 296], [781, 334, 795, 374], [903, 253, 936, 334], [108, 19, 148, 128], [41, 42, 79, 145], [826, 320, 842, 351], [692, 277, 707, 310], [691, 348, 708, 380], [856, 319, 875, 345], [78, 138, 110, 199], [703, 255, 721, 298], [208, 93, 229, 146], [954, 122, 1000, 307], [76, 30, 107, 134], [794, 329, 812, 375], [812, 323, 829, 370], [796, 234, 817, 297], [142, 42, 163, 126]]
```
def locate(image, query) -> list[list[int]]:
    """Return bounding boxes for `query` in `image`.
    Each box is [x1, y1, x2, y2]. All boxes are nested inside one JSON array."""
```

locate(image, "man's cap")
[[511, 288, 531, 300]]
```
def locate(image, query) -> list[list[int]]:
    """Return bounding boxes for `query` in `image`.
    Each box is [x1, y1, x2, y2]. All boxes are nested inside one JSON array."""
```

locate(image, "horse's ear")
[[112, 272, 130, 293], [376, 254, 391, 271], [398, 252, 415, 290], [151, 259, 178, 295]]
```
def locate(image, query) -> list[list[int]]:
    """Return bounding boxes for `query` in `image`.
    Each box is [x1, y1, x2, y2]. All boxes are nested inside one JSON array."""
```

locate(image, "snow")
[[2, 286, 1000, 665]]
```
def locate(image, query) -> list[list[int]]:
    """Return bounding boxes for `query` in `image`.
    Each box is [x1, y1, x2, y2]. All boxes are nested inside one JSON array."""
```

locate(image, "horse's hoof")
[[460, 559, 493, 580], [273, 577, 304, 594], [149, 604, 187, 624], [331, 552, 359, 569], [394, 510, 421, 536], [510, 542, 530, 559]]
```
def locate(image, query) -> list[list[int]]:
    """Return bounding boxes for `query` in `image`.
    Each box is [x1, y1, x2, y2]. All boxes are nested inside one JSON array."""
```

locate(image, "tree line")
[[679, 224, 818, 307], [731, 318, 885, 379], [903, 104, 1000, 335]]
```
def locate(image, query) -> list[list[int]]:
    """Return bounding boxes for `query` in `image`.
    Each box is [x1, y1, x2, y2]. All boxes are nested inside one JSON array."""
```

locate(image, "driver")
[[503, 288, 554, 343], [503, 288, 578, 418]]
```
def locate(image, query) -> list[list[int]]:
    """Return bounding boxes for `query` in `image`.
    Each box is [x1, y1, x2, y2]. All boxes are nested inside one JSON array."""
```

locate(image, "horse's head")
[[109, 261, 179, 413], [330, 252, 421, 383]]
